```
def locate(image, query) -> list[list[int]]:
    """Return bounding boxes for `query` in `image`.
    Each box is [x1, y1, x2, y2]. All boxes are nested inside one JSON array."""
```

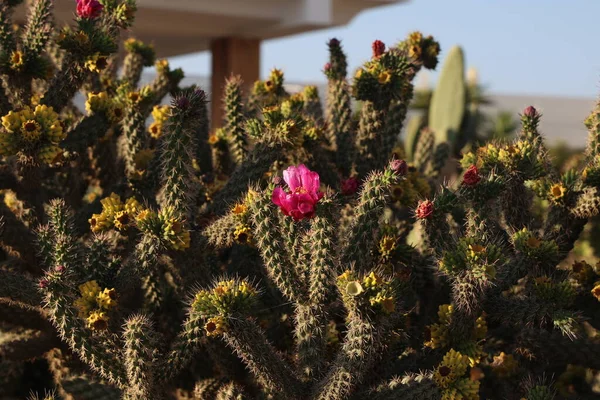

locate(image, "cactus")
[[0, 2, 599, 400], [428, 45, 466, 149]]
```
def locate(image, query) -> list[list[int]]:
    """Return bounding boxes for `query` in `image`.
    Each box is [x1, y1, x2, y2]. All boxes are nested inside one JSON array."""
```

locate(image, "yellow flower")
[[97, 288, 117, 310], [231, 203, 248, 215], [363, 271, 384, 288], [89, 212, 112, 233], [378, 70, 392, 84], [591, 284, 600, 301], [424, 323, 449, 349], [79, 280, 101, 301], [85, 55, 108, 73], [355, 69, 363, 79], [346, 281, 363, 296], [2, 110, 23, 132], [20, 120, 42, 142], [10, 50, 24, 70], [108, 104, 125, 123], [163, 217, 191, 251], [100, 193, 124, 217], [148, 122, 162, 138], [125, 197, 144, 216], [113, 210, 131, 231], [549, 183, 566, 200], [87, 310, 109, 331], [233, 224, 252, 244], [205, 316, 227, 337], [378, 235, 397, 257], [151, 105, 170, 124], [433, 349, 469, 389]]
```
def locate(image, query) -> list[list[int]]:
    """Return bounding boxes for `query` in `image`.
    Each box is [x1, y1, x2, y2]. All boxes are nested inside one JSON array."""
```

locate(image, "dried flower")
[[390, 159, 408, 176], [272, 164, 324, 221]]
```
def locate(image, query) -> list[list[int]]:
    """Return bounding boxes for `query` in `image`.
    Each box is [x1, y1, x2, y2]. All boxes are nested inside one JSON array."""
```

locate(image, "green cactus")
[[428, 45, 466, 149]]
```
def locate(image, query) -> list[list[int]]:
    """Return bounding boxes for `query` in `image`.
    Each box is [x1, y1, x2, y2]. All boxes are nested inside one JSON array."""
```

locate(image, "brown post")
[[210, 37, 261, 131]]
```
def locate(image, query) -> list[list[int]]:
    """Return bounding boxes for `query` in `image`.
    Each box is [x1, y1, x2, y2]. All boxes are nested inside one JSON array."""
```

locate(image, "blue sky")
[[170, 0, 600, 98]]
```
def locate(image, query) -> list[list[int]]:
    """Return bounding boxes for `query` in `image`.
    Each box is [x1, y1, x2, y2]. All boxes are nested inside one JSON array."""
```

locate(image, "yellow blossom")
[[233, 224, 252, 244], [96, 288, 117, 310], [592, 284, 600, 301], [87, 311, 109, 331], [550, 183, 566, 200], [205, 316, 227, 337], [346, 281, 363, 296]]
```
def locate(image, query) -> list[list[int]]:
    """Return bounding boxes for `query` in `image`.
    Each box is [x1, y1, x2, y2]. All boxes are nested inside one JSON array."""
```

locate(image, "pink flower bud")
[[38, 278, 49, 289], [523, 106, 537, 118], [55, 265, 66, 273]]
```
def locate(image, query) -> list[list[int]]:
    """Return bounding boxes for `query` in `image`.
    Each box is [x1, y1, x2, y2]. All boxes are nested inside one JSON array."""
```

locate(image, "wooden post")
[[210, 37, 261, 130]]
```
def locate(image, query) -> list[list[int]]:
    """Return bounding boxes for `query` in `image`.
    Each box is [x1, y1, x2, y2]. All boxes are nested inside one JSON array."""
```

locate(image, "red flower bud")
[[462, 165, 481, 186], [341, 177, 360, 196], [372, 40, 386, 58], [390, 159, 408, 176], [415, 199, 434, 219], [38, 278, 49, 289], [55, 265, 66, 273]]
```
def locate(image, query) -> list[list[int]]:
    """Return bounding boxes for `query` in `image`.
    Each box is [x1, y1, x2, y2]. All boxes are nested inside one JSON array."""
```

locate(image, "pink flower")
[[272, 164, 324, 221], [462, 165, 481, 186], [415, 199, 434, 219], [341, 177, 359, 196], [76, 0, 103, 19]]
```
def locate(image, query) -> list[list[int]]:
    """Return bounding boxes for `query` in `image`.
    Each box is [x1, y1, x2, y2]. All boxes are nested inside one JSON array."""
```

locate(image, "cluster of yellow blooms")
[[338, 270, 396, 314], [85, 91, 125, 124], [148, 105, 170, 139], [73, 280, 117, 331], [231, 202, 252, 245], [135, 206, 191, 251], [193, 279, 258, 336], [89, 193, 144, 233], [433, 349, 480, 400], [89, 195, 191, 251], [425, 304, 487, 368], [0, 105, 65, 163]]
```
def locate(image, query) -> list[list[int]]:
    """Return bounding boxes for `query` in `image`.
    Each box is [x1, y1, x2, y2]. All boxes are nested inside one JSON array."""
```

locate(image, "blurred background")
[[35, 0, 600, 148]]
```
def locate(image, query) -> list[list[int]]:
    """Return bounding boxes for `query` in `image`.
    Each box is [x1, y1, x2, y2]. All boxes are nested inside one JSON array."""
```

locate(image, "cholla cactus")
[[1, 1, 600, 399]]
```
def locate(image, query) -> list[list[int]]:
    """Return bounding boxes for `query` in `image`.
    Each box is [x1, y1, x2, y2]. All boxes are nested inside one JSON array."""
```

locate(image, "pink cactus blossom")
[[272, 164, 324, 221], [76, 0, 103, 19]]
